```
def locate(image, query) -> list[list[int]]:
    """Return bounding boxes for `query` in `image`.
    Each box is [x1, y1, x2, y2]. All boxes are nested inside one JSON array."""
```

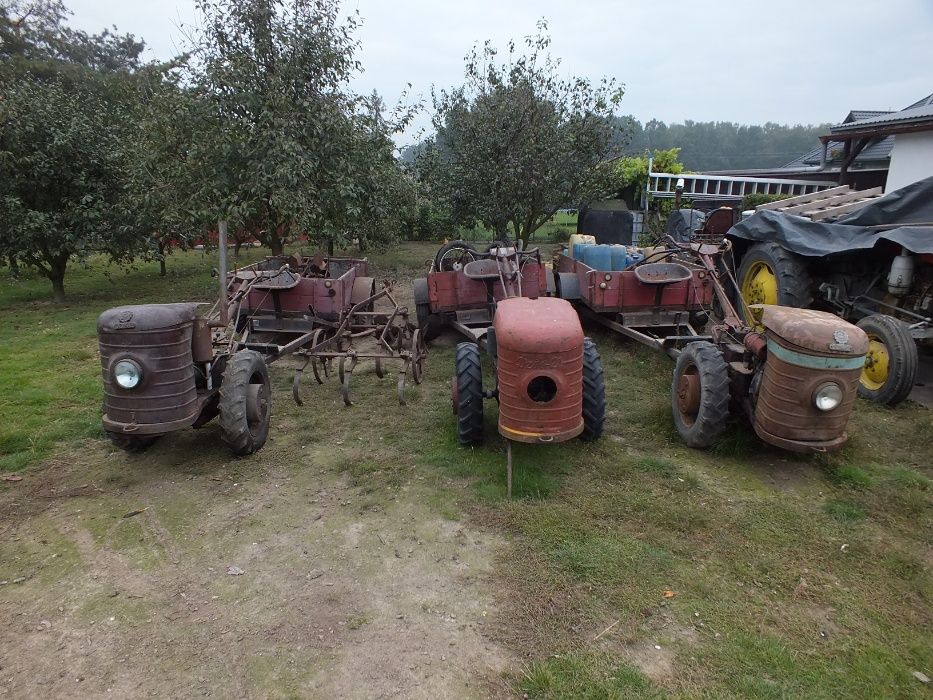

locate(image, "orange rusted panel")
[[494, 297, 585, 443]]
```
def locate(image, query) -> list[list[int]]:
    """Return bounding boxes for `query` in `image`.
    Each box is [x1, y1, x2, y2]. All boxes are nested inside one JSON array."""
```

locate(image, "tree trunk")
[[47, 254, 69, 302], [158, 239, 167, 276], [6, 255, 18, 279], [268, 232, 284, 256], [50, 271, 66, 302], [327, 238, 335, 256]]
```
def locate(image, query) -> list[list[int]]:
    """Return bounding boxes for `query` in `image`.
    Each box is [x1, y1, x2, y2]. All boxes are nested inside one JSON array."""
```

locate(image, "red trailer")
[[554, 250, 714, 357]]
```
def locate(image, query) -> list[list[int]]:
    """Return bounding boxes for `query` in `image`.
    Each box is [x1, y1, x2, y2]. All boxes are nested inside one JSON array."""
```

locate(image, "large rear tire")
[[219, 350, 272, 456], [855, 314, 917, 406], [580, 338, 605, 441], [736, 242, 813, 325], [672, 341, 731, 448], [453, 342, 484, 444], [413, 277, 443, 341]]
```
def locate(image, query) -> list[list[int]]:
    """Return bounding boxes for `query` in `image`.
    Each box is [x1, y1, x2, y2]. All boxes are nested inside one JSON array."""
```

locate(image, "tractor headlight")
[[114, 359, 142, 389], [812, 382, 843, 412]]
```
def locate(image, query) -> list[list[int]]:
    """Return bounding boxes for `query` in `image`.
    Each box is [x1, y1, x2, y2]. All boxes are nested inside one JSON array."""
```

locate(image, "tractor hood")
[[757, 305, 868, 357], [493, 297, 583, 354], [98, 303, 201, 333]]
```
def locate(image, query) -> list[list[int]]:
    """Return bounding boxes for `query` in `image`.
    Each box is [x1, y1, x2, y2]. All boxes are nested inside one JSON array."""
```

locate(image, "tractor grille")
[[99, 321, 198, 427]]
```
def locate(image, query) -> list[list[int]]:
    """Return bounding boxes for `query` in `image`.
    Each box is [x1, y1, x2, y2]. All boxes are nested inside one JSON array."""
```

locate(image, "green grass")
[[1, 242, 931, 698]]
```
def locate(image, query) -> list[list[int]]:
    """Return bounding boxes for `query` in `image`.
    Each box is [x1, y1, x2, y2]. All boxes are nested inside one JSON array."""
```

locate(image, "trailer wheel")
[[219, 349, 272, 456], [413, 277, 443, 341], [434, 240, 478, 272], [580, 338, 606, 441], [453, 342, 484, 444], [672, 341, 730, 448], [855, 314, 917, 405], [107, 432, 160, 453], [737, 242, 813, 325]]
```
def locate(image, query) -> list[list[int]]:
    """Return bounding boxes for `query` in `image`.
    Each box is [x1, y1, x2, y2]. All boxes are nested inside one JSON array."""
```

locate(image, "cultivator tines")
[[292, 282, 427, 407]]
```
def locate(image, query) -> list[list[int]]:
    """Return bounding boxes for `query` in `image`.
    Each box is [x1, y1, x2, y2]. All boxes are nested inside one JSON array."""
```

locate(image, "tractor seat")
[[251, 269, 302, 290], [463, 259, 504, 280], [634, 262, 693, 285]]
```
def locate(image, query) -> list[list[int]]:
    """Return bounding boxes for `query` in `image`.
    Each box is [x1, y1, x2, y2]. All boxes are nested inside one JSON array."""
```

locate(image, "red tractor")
[[415, 243, 604, 495]]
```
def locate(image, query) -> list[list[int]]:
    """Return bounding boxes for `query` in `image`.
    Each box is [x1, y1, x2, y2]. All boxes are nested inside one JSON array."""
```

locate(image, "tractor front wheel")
[[671, 341, 731, 448], [856, 314, 917, 406], [219, 350, 272, 455], [107, 432, 160, 453], [453, 342, 484, 444], [580, 338, 605, 441], [736, 242, 813, 325]]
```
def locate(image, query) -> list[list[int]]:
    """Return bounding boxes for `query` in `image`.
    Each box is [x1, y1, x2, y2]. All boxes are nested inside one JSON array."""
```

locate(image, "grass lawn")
[[0, 241, 931, 698]]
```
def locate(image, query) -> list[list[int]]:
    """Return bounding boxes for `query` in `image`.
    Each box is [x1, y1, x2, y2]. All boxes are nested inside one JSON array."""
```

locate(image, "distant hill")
[[401, 117, 831, 172], [614, 117, 831, 171]]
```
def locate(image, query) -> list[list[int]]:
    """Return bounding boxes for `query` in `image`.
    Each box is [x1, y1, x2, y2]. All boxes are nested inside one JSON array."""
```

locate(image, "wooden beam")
[[779, 187, 883, 216], [809, 196, 881, 220], [755, 185, 851, 211]]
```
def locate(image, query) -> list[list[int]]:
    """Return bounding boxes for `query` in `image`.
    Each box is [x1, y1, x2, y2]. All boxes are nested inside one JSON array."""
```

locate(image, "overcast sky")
[[66, 0, 932, 145]]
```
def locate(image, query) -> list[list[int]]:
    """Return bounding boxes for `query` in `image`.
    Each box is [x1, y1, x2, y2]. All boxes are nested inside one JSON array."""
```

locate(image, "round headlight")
[[114, 359, 142, 389], [813, 382, 843, 412]]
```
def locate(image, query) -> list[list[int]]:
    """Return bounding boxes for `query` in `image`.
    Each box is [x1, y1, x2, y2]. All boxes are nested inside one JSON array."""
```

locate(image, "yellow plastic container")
[[568, 234, 596, 260]]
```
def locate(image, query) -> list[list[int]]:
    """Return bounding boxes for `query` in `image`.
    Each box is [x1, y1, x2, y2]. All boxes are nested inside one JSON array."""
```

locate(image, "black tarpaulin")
[[726, 175, 933, 257], [666, 209, 706, 242]]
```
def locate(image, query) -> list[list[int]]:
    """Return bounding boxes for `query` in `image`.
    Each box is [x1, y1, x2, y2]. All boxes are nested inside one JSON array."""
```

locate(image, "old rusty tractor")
[[98, 227, 425, 456], [555, 238, 869, 452], [415, 243, 605, 496]]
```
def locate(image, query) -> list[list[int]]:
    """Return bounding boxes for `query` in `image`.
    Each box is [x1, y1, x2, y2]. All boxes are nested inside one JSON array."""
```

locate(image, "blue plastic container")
[[583, 244, 613, 271], [628, 251, 645, 266], [610, 245, 628, 271], [573, 242, 594, 262]]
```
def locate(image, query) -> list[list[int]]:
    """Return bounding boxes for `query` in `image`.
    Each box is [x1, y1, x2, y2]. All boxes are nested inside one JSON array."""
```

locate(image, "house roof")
[[825, 93, 933, 139], [782, 135, 894, 169]]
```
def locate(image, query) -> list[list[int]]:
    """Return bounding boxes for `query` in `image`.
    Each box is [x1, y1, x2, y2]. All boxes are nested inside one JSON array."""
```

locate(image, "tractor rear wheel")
[[453, 342, 484, 444], [671, 341, 731, 448], [107, 432, 160, 453], [219, 349, 272, 455], [434, 241, 477, 272], [856, 314, 917, 405], [413, 277, 443, 341], [737, 242, 813, 326], [580, 338, 605, 441]]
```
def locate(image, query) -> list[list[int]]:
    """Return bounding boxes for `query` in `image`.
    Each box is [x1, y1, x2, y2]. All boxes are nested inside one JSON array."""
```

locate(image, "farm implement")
[[414, 241, 605, 496], [555, 238, 869, 453], [98, 227, 425, 456]]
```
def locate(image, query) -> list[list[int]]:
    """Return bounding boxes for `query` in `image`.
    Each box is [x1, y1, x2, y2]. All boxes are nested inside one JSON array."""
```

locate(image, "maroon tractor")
[[415, 243, 604, 495], [98, 233, 425, 456], [555, 238, 869, 453]]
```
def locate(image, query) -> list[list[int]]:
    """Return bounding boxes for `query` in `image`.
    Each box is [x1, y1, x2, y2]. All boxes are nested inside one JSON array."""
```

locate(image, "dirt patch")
[[0, 434, 517, 698]]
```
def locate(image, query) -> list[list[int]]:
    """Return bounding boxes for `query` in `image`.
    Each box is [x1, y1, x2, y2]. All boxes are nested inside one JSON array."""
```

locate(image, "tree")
[[0, 1, 147, 301], [425, 22, 624, 246], [184, 0, 409, 256], [610, 147, 684, 208]]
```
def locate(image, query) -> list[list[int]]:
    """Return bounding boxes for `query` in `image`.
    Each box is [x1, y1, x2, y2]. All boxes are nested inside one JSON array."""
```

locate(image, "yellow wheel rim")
[[740, 261, 778, 328], [861, 336, 890, 391]]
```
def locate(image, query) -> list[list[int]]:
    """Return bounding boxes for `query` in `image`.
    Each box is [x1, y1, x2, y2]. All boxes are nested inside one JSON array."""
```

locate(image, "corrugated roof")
[[832, 99, 933, 132], [845, 110, 890, 123], [781, 135, 893, 169], [905, 93, 933, 110]]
